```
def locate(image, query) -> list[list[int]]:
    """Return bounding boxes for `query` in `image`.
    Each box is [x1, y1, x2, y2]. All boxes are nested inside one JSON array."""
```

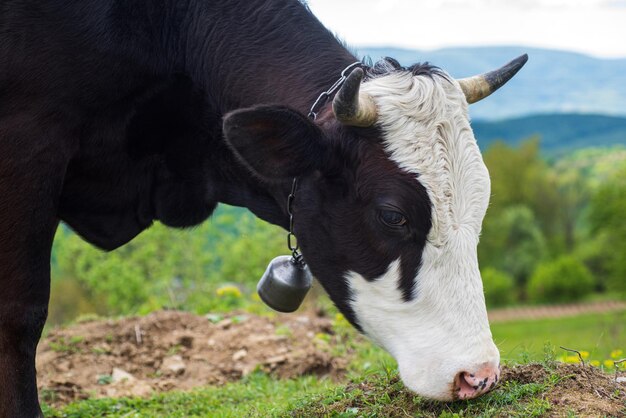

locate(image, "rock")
[[216, 319, 232, 329], [111, 368, 135, 383], [617, 376, 626, 384], [232, 349, 247, 361], [264, 354, 287, 364], [128, 380, 153, 397], [161, 355, 186, 376]]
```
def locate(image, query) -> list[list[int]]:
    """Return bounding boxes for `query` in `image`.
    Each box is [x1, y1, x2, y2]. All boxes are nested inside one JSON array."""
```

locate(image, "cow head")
[[223, 55, 527, 401]]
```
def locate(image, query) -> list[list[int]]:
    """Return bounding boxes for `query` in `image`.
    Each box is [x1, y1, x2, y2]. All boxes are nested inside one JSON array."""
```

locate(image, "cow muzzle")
[[453, 362, 501, 400]]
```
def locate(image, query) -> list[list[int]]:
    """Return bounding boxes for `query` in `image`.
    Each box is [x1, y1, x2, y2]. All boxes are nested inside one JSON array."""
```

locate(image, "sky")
[[306, 0, 626, 58]]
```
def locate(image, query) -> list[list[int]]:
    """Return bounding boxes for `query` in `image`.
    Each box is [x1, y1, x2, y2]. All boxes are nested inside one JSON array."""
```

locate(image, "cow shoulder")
[[60, 76, 221, 250]]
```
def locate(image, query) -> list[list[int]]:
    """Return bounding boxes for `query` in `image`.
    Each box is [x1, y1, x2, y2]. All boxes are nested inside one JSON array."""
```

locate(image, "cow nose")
[[454, 364, 500, 400]]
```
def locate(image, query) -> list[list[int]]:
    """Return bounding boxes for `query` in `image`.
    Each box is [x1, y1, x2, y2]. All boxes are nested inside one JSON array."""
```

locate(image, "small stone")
[[217, 319, 232, 329], [617, 376, 626, 384], [264, 355, 287, 364], [129, 380, 153, 397], [232, 349, 247, 361], [111, 368, 135, 383], [161, 355, 186, 376]]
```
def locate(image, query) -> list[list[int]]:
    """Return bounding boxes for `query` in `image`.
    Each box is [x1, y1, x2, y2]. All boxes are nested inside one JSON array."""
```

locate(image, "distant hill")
[[471, 114, 626, 154], [356, 46, 626, 120]]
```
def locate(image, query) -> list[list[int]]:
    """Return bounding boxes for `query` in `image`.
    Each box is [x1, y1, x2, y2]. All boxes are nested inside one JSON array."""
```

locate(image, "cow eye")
[[379, 209, 407, 227]]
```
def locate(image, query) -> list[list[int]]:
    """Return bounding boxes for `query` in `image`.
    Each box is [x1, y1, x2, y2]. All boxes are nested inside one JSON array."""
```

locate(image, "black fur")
[[0, 0, 436, 414]]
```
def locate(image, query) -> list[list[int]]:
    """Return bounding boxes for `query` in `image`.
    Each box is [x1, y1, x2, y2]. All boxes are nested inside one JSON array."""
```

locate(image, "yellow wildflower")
[[334, 313, 350, 328], [580, 351, 589, 360], [603, 360, 614, 369], [590, 360, 600, 367], [564, 355, 579, 364], [216, 285, 242, 298], [610, 349, 623, 359]]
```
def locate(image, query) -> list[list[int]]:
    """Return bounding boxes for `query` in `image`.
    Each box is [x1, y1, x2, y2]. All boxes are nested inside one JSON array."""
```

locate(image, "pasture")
[[41, 308, 626, 417]]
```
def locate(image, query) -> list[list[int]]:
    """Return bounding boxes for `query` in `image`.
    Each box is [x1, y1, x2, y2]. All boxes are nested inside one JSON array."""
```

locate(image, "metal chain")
[[287, 62, 361, 264], [307, 61, 362, 120], [287, 178, 304, 265]]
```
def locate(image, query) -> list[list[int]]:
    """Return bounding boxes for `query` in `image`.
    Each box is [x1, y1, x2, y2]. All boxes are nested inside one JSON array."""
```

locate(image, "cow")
[[0, 0, 527, 415]]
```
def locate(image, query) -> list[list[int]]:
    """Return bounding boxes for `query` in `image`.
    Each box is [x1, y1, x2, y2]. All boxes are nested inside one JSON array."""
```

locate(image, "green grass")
[[42, 372, 336, 418], [43, 310, 626, 417], [285, 368, 559, 418], [492, 310, 626, 363], [43, 367, 564, 418]]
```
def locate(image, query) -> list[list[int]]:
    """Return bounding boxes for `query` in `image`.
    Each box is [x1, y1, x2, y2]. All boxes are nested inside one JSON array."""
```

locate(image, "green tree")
[[479, 205, 547, 288], [484, 138, 563, 244], [587, 162, 626, 292]]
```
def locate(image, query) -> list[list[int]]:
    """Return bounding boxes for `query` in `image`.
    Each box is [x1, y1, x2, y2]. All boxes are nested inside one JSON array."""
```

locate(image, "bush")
[[527, 256, 595, 304], [481, 268, 516, 308]]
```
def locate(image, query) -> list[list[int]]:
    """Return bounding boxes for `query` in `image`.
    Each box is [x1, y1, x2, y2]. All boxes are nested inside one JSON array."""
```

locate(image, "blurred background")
[[49, 0, 625, 366]]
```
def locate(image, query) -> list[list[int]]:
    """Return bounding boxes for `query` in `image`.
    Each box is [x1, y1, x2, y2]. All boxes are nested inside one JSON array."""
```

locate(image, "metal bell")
[[257, 255, 313, 313]]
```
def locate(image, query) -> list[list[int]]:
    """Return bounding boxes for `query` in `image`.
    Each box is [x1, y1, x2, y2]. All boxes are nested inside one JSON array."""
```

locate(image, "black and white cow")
[[0, 0, 526, 415]]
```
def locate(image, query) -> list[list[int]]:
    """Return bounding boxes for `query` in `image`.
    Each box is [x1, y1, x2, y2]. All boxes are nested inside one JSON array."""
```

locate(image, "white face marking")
[[347, 69, 498, 400]]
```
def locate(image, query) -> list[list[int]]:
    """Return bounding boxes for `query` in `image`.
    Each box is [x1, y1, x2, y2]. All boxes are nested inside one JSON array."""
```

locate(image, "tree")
[[483, 138, 564, 249], [479, 205, 547, 289], [587, 161, 626, 292]]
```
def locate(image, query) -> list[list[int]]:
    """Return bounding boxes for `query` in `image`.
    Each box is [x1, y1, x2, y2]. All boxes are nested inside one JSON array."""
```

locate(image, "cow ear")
[[223, 105, 329, 181]]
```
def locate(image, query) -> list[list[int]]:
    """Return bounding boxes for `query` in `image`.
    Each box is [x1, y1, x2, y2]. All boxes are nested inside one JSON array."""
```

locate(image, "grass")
[[42, 372, 336, 417], [285, 368, 559, 418], [43, 366, 563, 418], [492, 310, 626, 363], [43, 310, 626, 417]]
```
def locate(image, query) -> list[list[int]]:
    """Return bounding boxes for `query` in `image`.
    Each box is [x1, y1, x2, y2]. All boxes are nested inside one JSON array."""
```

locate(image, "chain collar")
[[286, 62, 362, 265], [307, 61, 362, 121], [286, 178, 304, 265]]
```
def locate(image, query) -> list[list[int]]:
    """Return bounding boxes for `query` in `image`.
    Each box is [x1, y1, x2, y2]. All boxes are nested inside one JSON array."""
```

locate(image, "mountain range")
[[471, 113, 626, 154], [356, 46, 626, 121]]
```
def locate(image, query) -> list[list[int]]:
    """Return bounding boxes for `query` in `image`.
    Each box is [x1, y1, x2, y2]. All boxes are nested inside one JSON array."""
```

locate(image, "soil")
[[37, 310, 347, 407], [502, 363, 626, 417]]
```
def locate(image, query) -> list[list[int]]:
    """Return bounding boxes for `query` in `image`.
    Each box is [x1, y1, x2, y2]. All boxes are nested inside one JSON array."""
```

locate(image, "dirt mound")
[[504, 363, 626, 417], [37, 310, 347, 407]]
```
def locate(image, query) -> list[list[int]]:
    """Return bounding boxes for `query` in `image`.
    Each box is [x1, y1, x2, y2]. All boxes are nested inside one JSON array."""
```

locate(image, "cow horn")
[[332, 67, 377, 127], [457, 54, 528, 104]]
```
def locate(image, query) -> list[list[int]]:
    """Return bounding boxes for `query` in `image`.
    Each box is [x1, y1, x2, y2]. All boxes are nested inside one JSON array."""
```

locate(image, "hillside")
[[357, 46, 626, 120], [471, 113, 626, 154]]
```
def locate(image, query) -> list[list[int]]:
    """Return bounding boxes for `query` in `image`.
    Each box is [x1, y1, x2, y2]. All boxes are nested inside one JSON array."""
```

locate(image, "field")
[[41, 308, 626, 417]]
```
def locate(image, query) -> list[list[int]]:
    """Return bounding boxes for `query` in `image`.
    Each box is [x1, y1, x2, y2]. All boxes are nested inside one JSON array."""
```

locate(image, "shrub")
[[527, 256, 595, 304], [481, 268, 516, 307]]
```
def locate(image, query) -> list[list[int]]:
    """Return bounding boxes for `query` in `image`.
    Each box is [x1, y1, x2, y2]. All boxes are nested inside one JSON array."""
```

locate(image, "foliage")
[[480, 205, 547, 287], [587, 161, 626, 293], [51, 205, 285, 321], [526, 256, 595, 304], [481, 267, 516, 307]]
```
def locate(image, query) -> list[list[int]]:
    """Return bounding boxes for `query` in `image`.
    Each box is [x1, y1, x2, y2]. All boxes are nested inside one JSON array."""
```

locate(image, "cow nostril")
[[455, 372, 477, 399], [454, 367, 500, 400]]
